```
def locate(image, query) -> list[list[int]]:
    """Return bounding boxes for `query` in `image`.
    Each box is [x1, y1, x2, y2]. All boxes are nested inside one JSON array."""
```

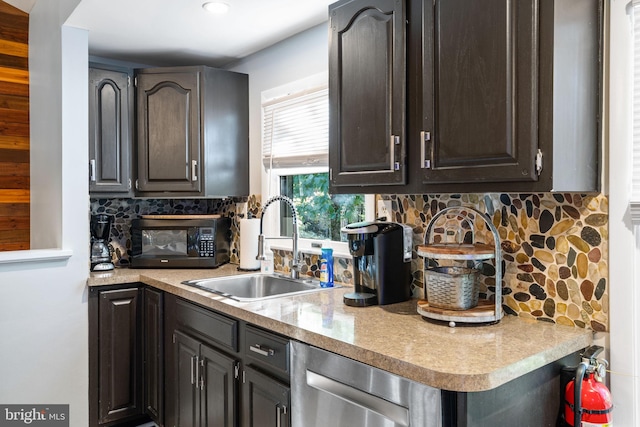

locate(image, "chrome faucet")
[[256, 195, 301, 279]]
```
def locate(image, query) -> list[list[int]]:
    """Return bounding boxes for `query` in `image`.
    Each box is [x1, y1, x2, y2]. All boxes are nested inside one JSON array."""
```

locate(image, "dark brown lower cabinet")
[[144, 288, 164, 425], [164, 294, 292, 427], [91, 289, 293, 427], [89, 284, 164, 427], [173, 330, 238, 427], [242, 366, 290, 427], [90, 286, 143, 426]]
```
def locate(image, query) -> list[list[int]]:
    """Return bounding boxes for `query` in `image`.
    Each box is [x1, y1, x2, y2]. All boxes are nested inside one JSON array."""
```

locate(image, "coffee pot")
[[90, 214, 114, 271]]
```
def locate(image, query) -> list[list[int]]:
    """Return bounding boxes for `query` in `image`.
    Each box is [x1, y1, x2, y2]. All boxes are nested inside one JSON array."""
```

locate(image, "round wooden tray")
[[417, 243, 496, 260], [417, 298, 502, 325]]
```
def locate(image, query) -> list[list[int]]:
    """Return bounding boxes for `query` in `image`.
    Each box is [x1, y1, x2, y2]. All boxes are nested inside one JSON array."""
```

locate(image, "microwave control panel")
[[198, 227, 215, 257]]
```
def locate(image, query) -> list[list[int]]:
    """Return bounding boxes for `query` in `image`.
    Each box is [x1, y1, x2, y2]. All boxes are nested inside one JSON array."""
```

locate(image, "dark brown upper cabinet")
[[329, 0, 406, 188], [89, 64, 134, 197], [329, 0, 602, 194], [136, 66, 249, 198], [417, 0, 539, 185]]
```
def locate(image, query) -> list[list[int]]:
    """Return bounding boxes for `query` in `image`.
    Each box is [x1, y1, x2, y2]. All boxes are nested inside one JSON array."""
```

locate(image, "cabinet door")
[[89, 67, 132, 195], [200, 343, 237, 427], [98, 288, 143, 424], [137, 71, 201, 193], [174, 331, 200, 427], [329, 0, 406, 189], [242, 366, 290, 427], [144, 288, 164, 425], [416, 0, 539, 184]]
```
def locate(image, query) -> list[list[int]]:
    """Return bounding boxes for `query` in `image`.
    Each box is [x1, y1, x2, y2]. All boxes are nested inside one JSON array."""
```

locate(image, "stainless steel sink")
[[182, 273, 339, 302]]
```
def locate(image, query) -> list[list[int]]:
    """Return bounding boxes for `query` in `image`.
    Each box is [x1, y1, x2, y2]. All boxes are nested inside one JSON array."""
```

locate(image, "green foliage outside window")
[[281, 172, 364, 242]]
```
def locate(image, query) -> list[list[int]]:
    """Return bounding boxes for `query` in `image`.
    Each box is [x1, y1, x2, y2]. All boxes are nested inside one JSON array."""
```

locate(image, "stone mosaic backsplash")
[[90, 194, 352, 276], [381, 193, 609, 332], [92, 191, 609, 332], [90, 198, 238, 266], [271, 249, 354, 283]]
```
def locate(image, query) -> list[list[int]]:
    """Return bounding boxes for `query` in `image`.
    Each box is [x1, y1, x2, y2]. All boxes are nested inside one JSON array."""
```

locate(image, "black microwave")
[[130, 217, 231, 268]]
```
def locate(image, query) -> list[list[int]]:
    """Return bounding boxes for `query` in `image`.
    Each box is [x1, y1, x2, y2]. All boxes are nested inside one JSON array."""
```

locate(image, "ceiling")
[[6, 0, 333, 67]]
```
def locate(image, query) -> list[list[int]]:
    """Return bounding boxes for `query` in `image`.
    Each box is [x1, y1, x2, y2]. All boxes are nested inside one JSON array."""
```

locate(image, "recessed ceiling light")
[[202, 2, 230, 14]]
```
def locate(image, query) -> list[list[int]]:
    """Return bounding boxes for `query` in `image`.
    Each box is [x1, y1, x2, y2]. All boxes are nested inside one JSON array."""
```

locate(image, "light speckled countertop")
[[88, 264, 593, 392]]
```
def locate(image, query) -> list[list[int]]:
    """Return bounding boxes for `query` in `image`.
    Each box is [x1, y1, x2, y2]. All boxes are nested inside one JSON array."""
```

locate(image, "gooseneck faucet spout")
[[256, 195, 301, 279]]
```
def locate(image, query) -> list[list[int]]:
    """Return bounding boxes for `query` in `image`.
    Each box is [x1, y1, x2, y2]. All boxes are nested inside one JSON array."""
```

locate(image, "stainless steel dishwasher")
[[291, 341, 442, 427]]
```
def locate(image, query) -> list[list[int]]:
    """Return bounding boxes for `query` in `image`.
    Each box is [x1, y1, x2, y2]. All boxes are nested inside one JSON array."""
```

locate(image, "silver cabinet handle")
[[390, 135, 400, 171], [191, 355, 197, 385], [276, 405, 282, 427], [191, 160, 198, 181], [249, 344, 274, 357], [420, 131, 431, 169], [90, 159, 96, 181]]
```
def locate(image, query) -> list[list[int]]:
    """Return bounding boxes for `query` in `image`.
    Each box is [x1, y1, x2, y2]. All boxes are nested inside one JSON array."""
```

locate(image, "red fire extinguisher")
[[563, 345, 613, 427]]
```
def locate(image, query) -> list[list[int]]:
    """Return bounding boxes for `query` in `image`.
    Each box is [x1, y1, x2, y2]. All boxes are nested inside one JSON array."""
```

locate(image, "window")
[[280, 173, 365, 242], [262, 83, 371, 250]]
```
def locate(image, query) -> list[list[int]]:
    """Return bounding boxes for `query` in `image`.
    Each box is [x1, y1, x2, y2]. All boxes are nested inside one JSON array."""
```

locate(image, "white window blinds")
[[262, 87, 329, 169]]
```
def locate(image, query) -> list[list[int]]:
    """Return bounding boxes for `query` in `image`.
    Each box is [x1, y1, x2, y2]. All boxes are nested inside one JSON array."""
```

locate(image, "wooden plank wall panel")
[[0, 1, 28, 251]]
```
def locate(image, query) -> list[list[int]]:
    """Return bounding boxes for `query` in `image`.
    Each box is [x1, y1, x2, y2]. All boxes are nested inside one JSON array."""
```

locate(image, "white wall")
[[0, 1, 89, 426], [608, 1, 639, 425], [226, 23, 328, 197]]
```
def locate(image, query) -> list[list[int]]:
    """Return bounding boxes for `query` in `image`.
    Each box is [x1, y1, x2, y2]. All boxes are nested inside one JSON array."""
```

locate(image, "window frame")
[[260, 76, 375, 257], [263, 166, 374, 258]]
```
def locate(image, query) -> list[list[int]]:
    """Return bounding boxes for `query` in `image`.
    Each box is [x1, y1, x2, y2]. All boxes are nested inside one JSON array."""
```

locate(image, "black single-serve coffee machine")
[[341, 221, 413, 307]]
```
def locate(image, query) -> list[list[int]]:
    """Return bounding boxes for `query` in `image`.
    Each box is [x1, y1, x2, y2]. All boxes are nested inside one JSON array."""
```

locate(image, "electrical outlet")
[[377, 200, 392, 221]]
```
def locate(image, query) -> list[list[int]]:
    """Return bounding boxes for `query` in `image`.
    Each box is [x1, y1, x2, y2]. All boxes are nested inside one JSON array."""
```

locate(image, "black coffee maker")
[[90, 214, 114, 271], [341, 221, 412, 306]]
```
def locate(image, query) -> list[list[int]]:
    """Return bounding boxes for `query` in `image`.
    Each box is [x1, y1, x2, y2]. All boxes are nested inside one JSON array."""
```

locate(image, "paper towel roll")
[[239, 218, 261, 270]]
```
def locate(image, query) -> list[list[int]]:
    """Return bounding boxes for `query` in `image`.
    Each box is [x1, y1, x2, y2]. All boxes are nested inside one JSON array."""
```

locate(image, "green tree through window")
[[280, 173, 364, 242]]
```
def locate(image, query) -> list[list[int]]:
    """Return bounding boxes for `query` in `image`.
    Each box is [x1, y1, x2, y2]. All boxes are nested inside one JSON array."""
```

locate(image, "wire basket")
[[424, 266, 479, 310]]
